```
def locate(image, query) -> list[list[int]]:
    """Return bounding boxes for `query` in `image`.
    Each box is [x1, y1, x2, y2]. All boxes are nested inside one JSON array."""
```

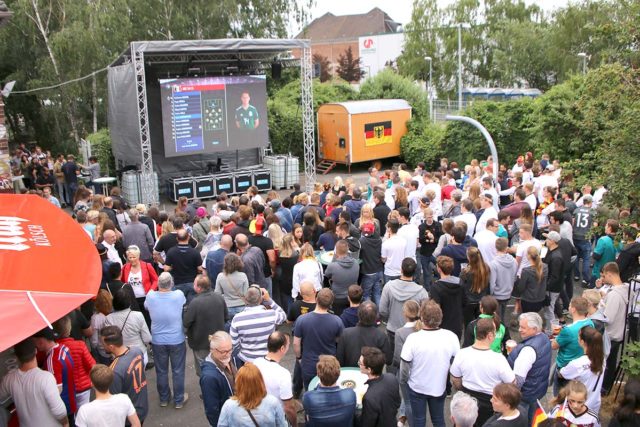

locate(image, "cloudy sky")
[[292, 0, 571, 34]]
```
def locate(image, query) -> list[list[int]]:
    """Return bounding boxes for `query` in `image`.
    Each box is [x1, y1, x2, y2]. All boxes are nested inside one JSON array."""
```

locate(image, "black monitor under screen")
[[159, 75, 269, 157]]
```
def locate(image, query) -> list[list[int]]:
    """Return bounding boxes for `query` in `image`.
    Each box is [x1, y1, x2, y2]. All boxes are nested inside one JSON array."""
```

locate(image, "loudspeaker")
[[272, 63, 282, 80]]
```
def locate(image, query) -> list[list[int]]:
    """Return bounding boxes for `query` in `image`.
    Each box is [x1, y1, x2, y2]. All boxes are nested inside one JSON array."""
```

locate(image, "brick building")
[[294, 7, 401, 77]]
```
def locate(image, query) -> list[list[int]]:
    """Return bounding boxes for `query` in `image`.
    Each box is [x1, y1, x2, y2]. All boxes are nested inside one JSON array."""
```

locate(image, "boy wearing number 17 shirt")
[[101, 325, 149, 424]]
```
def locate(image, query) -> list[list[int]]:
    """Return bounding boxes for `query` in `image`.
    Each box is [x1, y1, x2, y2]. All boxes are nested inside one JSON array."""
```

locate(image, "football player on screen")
[[235, 92, 260, 129]]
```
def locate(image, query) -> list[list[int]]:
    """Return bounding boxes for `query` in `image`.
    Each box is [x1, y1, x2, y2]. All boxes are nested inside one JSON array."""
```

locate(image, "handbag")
[[245, 408, 260, 427]]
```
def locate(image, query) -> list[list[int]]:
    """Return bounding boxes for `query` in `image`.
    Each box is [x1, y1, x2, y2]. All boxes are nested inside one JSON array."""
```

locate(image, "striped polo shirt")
[[230, 300, 286, 362]]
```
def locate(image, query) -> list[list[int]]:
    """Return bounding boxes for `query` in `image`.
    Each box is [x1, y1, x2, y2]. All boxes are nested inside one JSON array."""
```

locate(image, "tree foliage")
[[359, 69, 429, 120], [0, 0, 309, 151], [335, 46, 364, 83]]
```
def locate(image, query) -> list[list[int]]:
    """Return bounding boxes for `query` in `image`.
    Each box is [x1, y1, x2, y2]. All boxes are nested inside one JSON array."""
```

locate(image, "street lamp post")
[[425, 56, 432, 121], [456, 23, 471, 111], [577, 52, 587, 75]]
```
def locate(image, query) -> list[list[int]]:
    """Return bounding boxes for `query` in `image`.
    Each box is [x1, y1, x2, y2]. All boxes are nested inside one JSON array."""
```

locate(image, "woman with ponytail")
[[462, 295, 511, 354], [559, 326, 605, 413], [513, 246, 548, 313], [460, 247, 491, 326]]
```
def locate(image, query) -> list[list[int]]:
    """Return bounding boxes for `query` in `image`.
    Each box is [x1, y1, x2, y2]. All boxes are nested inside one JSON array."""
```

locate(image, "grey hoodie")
[[588, 309, 611, 356], [489, 253, 518, 300], [325, 256, 360, 299], [379, 279, 429, 333]]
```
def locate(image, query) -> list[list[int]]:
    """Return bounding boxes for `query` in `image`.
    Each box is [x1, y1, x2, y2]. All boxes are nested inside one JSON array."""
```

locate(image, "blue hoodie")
[[200, 357, 234, 426]]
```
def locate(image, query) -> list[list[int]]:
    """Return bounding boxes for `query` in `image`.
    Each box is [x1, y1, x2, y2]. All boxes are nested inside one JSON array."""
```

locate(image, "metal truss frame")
[[131, 42, 156, 205], [125, 40, 313, 205], [300, 45, 315, 193]]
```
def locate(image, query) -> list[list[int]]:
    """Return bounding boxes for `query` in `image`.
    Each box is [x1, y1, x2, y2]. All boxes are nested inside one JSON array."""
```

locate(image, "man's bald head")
[[103, 229, 117, 245], [220, 234, 233, 250], [177, 228, 189, 243], [235, 233, 249, 249], [300, 281, 316, 298]]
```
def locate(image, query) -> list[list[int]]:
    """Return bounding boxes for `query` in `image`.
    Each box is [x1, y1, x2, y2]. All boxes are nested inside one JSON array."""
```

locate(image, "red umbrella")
[[0, 194, 101, 352]]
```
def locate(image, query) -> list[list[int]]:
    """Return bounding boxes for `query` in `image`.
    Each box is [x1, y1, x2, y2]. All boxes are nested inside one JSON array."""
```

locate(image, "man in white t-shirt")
[[381, 219, 407, 281], [523, 182, 537, 212], [76, 364, 140, 427], [397, 208, 419, 261], [514, 223, 542, 277], [453, 199, 477, 237], [450, 318, 515, 426], [534, 167, 558, 203], [423, 172, 443, 218], [475, 193, 498, 234], [253, 331, 297, 426], [475, 218, 499, 265], [481, 177, 499, 211], [400, 300, 460, 427]]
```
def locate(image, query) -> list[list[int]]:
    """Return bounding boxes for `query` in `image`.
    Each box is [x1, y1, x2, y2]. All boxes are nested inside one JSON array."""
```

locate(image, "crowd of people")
[[2, 148, 640, 427]]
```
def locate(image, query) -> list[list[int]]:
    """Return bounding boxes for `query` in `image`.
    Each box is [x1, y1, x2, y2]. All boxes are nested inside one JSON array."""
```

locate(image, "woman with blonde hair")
[[332, 176, 346, 196], [267, 223, 284, 250], [460, 247, 491, 326], [513, 246, 548, 313], [274, 234, 299, 313], [175, 196, 188, 214], [84, 210, 100, 241], [355, 204, 380, 236], [291, 243, 323, 299], [217, 363, 287, 426]]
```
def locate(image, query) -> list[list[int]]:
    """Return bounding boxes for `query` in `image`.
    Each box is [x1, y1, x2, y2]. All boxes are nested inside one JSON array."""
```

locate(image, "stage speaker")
[[272, 63, 282, 80], [194, 176, 215, 199], [233, 172, 253, 194], [214, 174, 233, 195]]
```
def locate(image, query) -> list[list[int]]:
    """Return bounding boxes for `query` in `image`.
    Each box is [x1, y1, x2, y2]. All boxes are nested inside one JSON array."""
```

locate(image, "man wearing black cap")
[[0, 338, 69, 426]]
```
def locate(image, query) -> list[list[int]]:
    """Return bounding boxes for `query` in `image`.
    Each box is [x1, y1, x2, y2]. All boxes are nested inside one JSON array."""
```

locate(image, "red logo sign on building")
[[363, 38, 374, 49]]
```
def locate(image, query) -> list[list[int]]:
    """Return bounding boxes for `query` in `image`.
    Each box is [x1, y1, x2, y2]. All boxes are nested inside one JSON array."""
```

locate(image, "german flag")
[[532, 400, 548, 426], [364, 121, 392, 146]]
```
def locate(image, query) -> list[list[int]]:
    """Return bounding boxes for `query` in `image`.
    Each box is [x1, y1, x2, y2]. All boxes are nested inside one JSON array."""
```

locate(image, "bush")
[[358, 68, 429, 120], [268, 79, 357, 159], [441, 98, 536, 167], [400, 117, 445, 169]]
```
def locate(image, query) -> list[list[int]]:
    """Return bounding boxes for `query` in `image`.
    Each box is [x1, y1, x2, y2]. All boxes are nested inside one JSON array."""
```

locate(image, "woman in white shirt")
[[291, 243, 323, 299], [559, 326, 605, 414]]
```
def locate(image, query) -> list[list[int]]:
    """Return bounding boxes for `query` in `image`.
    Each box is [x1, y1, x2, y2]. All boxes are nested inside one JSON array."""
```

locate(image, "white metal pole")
[[458, 23, 463, 111]]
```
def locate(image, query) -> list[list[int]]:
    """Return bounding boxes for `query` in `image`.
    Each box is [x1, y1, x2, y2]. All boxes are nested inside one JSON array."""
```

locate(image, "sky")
[[293, 0, 571, 33]]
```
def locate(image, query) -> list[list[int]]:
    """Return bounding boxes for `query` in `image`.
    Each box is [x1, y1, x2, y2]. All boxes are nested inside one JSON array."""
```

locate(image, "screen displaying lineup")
[[159, 75, 269, 157]]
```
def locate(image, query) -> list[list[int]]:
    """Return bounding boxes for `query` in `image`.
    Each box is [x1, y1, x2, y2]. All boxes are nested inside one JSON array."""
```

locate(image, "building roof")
[[296, 7, 400, 42], [320, 99, 411, 115]]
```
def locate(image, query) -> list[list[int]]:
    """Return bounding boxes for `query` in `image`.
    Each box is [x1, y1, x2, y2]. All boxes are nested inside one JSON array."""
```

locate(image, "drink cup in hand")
[[506, 340, 517, 354]]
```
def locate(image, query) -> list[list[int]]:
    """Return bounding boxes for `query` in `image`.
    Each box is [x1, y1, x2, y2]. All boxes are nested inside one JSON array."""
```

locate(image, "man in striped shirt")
[[230, 286, 286, 363]]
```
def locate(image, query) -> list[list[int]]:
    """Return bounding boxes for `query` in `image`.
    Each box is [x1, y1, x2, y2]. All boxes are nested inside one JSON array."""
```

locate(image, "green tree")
[[335, 46, 364, 83]]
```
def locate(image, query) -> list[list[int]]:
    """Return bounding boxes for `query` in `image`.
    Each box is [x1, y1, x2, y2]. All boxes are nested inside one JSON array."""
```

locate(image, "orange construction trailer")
[[317, 99, 411, 168]]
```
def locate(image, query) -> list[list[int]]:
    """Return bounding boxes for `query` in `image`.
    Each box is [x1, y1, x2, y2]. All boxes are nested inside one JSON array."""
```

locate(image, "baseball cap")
[[196, 207, 207, 218], [32, 327, 58, 341], [420, 196, 431, 205], [249, 216, 265, 235], [270, 199, 281, 209], [361, 222, 375, 237], [546, 231, 561, 242], [218, 210, 233, 221]]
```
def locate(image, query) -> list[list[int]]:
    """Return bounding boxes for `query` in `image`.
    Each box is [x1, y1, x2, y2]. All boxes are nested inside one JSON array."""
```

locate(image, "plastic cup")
[[551, 319, 561, 336], [506, 340, 517, 354]]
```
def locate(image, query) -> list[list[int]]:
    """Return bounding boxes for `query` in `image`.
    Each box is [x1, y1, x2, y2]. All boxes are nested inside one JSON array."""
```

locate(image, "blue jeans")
[[384, 274, 400, 284], [574, 239, 592, 282], [361, 271, 383, 306], [399, 383, 413, 424], [408, 387, 445, 427], [418, 254, 435, 292], [225, 305, 245, 332], [519, 398, 539, 426], [152, 342, 187, 404], [64, 181, 77, 205], [263, 276, 273, 296], [174, 282, 195, 304]]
